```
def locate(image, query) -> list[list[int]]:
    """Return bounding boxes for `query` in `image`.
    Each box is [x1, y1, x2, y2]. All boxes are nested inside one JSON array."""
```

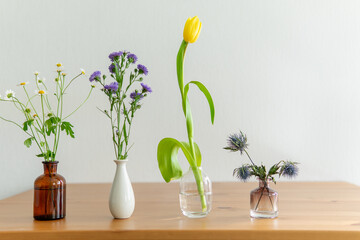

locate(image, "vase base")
[[181, 211, 209, 218], [34, 215, 65, 221], [250, 210, 278, 219]]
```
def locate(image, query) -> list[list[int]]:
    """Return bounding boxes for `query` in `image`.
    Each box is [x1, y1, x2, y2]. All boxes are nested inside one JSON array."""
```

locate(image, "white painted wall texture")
[[1, 0, 360, 199]]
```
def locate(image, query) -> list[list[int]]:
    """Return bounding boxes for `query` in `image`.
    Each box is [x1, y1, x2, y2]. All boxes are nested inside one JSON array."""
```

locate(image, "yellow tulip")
[[183, 16, 202, 43]]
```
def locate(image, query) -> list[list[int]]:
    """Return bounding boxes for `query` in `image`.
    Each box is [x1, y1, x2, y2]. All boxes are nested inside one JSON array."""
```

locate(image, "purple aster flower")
[[89, 71, 101, 82], [104, 82, 119, 92], [130, 91, 143, 100], [141, 83, 152, 93], [127, 53, 138, 64], [108, 63, 120, 73], [108, 51, 123, 61], [137, 64, 148, 75]]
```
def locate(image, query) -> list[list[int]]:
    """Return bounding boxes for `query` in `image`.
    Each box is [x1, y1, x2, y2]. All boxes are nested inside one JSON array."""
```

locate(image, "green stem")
[[0, 116, 32, 137], [23, 88, 40, 119], [63, 88, 93, 120], [244, 150, 256, 166], [63, 73, 82, 93], [54, 76, 65, 158], [53, 75, 62, 157], [40, 95, 50, 159], [191, 166, 207, 212], [176, 40, 207, 212]]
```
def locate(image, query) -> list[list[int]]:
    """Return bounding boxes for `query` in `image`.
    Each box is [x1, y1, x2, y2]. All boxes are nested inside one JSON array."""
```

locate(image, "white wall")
[[1, 0, 360, 200]]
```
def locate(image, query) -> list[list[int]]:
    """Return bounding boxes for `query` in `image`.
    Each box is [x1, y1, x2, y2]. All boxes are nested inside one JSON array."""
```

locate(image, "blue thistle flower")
[[224, 131, 248, 154], [233, 165, 251, 182], [281, 161, 299, 178]]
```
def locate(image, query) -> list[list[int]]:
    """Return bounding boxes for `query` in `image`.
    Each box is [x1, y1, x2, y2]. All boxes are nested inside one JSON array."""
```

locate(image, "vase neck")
[[114, 159, 128, 165], [189, 166, 202, 171], [259, 179, 270, 188], [43, 161, 58, 175]]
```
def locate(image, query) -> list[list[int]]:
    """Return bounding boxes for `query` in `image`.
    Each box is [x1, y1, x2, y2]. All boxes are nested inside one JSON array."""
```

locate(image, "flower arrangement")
[[157, 16, 215, 212], [225, 131, 299, 210], [225, 131, 299, 182], [90, 51, 151, 160], [0, 64, 93, 161]]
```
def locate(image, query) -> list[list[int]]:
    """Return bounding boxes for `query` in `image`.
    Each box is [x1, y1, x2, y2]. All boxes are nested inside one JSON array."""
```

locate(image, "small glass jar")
[[250, 179, 278, 218], [33, 161, 66, 220], [179, 166, 212, 218]]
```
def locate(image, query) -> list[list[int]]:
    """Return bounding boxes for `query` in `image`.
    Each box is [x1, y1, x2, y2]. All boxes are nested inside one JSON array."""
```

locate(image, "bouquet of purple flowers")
[[90, 51, 152, 160]]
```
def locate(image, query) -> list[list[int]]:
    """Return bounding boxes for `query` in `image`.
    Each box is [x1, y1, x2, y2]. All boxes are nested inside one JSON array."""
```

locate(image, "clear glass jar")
[[250, 179, 278, 218], [179, 166, 212, 218]]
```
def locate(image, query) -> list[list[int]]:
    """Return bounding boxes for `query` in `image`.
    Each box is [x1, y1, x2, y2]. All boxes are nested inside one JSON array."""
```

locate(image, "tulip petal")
[[183, 16, 202, 43], [192, 21, 202, 43]]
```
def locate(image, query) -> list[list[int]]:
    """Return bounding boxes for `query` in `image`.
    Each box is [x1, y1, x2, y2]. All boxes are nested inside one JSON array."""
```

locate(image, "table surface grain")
[[0, 182, 360, 240]]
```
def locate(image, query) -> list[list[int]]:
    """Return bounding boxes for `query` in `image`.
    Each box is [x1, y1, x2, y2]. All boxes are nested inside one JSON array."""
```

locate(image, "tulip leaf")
[[157, 138, 197, 182], [181, 142, 202, 167], [183, 81, 215, 124]]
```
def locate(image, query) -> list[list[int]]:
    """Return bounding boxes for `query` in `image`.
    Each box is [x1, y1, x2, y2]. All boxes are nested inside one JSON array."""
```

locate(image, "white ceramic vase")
[[109, 159, 135, 219]]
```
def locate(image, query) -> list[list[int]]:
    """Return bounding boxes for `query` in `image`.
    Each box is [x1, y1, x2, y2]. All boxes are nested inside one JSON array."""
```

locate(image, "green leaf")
[[24, 137, 33, 148], [61, 121, 75, 138], [271, 176, 277, 184], [183, 81, 215, 124], [23, 119, 34, 131], [268, 164, 280, 176], [36, 150, 55, 160], [182, 142, 202, 167], [157, 138, 196, 182], [122, 122, 128, 144], [45, 116, 60, 136]]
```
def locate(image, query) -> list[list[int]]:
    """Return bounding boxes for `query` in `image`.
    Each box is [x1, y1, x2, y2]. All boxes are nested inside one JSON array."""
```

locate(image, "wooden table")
[[0, 182, 360, 239]]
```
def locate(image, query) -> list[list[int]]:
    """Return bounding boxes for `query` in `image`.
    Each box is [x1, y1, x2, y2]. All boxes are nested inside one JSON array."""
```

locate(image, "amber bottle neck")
[[42, 161, 58, 175]]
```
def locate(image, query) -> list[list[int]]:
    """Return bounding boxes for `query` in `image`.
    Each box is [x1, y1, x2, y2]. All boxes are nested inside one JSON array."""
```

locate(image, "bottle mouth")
[[114, 159, 128, 163], [42, 161, 59, 164]]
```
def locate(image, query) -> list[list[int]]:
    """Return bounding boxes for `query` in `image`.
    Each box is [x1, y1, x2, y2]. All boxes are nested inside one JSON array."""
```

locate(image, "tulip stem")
[[177, 39, 207, 212]]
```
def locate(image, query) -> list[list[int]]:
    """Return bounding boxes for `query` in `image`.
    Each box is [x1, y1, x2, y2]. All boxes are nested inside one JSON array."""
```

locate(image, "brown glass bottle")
[[34, 161, 66, 220]]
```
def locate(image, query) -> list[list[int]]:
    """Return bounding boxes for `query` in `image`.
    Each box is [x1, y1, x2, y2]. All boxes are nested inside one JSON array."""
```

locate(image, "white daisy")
[[5, 90, 15, 100], [34, 71, 39, 76], [56, 63, 62, 68], [80, 68, 85, 75]]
